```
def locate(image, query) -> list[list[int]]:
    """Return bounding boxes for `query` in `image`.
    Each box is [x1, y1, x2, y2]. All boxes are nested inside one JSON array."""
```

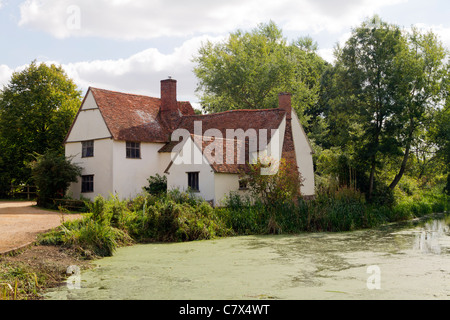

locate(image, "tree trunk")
[[389, 126, 414, 190], [389, 143, 411, 190]]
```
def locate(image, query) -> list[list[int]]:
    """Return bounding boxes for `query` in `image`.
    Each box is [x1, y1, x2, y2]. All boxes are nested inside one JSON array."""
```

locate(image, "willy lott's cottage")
[[64, 79, 315, 206]]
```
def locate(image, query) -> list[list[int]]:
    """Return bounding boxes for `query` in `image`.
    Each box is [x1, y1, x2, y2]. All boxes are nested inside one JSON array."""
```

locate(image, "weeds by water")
[[0, 264, 39, 300]]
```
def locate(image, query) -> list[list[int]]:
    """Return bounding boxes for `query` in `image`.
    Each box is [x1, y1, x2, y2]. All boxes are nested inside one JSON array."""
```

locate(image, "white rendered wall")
[[65, 91, 111, 143], [159, 152, 173, 174], [214, 173, 246, 206], [112, 142, 166, 200], [65, 138, 114, 200], [166, 138, 215, 203]]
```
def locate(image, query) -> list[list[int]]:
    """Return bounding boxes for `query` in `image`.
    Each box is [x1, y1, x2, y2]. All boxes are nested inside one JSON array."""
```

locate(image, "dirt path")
[[0, 201, 82, 255]]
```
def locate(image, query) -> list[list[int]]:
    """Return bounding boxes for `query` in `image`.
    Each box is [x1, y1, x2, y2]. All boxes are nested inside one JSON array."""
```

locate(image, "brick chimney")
[[279, 91, 300, 195], [160, 78, 180, 129], [278, 92, 292, 120]]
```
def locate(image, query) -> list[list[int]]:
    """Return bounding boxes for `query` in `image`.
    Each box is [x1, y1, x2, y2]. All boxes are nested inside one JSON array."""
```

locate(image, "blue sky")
[[1, 0, 449, 107]]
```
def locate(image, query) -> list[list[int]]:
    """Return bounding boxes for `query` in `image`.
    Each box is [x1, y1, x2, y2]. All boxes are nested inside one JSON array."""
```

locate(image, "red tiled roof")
[[195, 134, 250, 174], [90, 87, 195, 143]]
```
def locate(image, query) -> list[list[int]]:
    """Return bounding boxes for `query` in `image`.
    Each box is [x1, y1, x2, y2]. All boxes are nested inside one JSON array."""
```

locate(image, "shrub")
[[29, 151, 82, 207], [129, 194, 231, 242], [217, 197, 266, 235], [143, 174, 167, 196]]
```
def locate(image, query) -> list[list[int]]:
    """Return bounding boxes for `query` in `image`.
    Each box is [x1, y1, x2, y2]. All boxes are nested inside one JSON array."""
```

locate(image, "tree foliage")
[[432, 105, 450, 194], [325, 16, 449, 199], [193, 21, 326, 123], [0, 61, 82, 191]]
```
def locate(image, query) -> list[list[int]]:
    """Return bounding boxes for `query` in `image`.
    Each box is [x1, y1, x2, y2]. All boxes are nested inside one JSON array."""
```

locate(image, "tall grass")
[[0, 265, 39, 300], [218, 186, 449, 234]]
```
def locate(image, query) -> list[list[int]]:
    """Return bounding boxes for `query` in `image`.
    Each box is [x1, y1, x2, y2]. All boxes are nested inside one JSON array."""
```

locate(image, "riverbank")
[[0, 201, 85, 300], [0, 245, 92, 300]]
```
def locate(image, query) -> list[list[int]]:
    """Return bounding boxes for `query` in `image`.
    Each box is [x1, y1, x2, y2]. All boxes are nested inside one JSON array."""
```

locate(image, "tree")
[[331, 16, 449, 199], [193, 21, 326, 123], [0, 61, 82, 189], [388, 28, 449, 190], [29, 150, 82, 207], [333, 17, 405, 199]]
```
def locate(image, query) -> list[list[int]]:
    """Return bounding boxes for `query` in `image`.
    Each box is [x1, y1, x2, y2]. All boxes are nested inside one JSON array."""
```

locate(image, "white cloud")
[[18, 0, 408, 40], [61, 35, 224, 104], [0, 65, 13, 88], [0, 35, 217, 106]]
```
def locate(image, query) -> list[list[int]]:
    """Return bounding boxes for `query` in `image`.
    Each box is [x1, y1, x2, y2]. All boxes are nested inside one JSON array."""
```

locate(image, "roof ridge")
[[90, 87, 161, 100], [182, 107, 284, 119], [190, 133, 248, 143], [90, 87, 192, 107]]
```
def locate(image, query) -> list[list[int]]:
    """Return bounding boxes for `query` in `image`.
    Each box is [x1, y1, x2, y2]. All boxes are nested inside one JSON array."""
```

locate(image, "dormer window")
[[82, 140, 94, 158], [126, 142, 141, 159]]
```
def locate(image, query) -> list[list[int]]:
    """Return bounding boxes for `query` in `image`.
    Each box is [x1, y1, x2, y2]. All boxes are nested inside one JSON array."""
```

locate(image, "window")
[[126, 142, 141, 159], [82, 140, 94, 158], [81, 175, 94, 193], [187, 172, 199, 192]]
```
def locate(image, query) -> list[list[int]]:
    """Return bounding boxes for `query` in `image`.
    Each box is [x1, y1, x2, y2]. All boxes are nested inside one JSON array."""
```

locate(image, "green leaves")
[[193, 21, 325, 121], [0, 61, 82, 188]]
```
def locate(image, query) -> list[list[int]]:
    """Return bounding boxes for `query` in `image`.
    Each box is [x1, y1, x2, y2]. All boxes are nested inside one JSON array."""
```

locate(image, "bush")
[[29, 151, 82, 207], [143, 174, 167, 196], [243, 158, 303, 207], [130, 195, 231, 242]]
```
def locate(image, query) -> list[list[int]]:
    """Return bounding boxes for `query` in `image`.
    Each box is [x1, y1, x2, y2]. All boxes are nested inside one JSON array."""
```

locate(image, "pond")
[[44, 214, 450, 300]]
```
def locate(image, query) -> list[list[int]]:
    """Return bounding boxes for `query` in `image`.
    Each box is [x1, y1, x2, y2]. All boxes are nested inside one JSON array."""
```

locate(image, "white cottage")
[[64, 79, 315, 205]]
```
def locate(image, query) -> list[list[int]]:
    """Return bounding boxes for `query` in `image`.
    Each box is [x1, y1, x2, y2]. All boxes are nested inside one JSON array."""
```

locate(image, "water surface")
[[45, 215, 450, 300]]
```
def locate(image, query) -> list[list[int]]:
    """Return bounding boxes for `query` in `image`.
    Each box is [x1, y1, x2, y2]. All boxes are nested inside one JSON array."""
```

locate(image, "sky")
[[1, 0, 450, 108]]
